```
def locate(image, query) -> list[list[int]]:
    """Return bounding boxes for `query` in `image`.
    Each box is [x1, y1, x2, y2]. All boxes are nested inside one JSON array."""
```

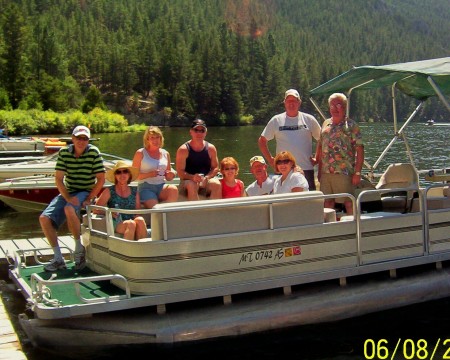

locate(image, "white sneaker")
[[44, 259, 66, 272], [74, 250, 86, 271]]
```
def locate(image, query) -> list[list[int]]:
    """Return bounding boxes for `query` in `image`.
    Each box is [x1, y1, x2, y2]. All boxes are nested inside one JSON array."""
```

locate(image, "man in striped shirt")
[[39, 125, 105, 272]]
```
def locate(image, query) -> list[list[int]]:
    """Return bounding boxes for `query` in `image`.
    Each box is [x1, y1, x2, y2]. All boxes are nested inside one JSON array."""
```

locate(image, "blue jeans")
[[138, 182, 164, 201], [41, 191, 89, 229]]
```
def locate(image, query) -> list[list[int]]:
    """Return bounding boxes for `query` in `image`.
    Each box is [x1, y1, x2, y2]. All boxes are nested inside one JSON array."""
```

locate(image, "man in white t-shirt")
[[258, 89, 321, 190], [245, 156, 275, 196]]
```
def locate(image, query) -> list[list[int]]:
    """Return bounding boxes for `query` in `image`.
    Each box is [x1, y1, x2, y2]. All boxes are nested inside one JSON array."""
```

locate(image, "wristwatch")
[[355, 172, 361, 176]]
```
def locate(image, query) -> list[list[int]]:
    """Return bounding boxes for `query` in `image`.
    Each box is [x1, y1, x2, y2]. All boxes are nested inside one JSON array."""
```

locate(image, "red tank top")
[[220, 178, 244, 198]]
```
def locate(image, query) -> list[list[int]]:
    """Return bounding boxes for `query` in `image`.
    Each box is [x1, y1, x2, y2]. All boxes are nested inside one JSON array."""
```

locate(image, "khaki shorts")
[[319, 173, 354, 203], [179, 178, 220, 198]]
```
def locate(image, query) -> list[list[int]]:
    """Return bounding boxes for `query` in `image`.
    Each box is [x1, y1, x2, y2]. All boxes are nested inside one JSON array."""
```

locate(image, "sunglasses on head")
[[276, 159, 291, 165], [115, 169, 130, 175], [193, 128, 206, 133]]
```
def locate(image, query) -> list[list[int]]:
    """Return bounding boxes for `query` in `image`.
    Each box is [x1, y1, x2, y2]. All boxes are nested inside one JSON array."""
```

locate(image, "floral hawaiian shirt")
[[320, 118, 363, 176]]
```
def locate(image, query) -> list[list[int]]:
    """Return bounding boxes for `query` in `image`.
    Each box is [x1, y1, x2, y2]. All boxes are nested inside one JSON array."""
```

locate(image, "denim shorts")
[[41, 191, 89, 229], [138, 182, 164, 201]]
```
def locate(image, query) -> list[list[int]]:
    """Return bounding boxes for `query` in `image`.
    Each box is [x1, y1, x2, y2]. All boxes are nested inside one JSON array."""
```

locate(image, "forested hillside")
[[0, 0, 449, 127]]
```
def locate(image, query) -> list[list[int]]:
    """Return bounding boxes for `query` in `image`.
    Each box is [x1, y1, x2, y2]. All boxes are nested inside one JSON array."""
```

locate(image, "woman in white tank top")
[[132, 126, 178, 208]]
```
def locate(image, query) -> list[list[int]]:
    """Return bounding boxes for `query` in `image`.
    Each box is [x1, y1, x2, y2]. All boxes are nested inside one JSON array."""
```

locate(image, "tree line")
[[0, 0, 448, 132]]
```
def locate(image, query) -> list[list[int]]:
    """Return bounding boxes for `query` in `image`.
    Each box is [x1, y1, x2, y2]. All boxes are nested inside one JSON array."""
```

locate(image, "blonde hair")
[[273, 151, 296, 172], [143, 126, 164, 148], [220, 157, 239, 175]]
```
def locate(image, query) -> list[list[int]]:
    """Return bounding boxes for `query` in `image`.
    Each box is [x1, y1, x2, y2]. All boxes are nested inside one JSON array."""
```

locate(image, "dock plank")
[[0, 235, 75, 263], [57, 235, 75, 252], [0, 241, 20, 262], [0, 296, 27, 360]]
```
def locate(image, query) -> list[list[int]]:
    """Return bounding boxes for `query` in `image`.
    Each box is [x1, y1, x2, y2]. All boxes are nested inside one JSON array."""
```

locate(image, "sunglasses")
[[193, 128, 206, 133], [76, 136, 89, 141], [330, 103, 343, 109], [223, 167, 236, 171], [276, 159, 291, 165], [115, 169, 130, 175]]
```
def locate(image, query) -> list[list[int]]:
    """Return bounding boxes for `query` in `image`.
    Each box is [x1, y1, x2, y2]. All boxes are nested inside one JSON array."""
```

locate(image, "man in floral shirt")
[[315, 93, 364, 215]]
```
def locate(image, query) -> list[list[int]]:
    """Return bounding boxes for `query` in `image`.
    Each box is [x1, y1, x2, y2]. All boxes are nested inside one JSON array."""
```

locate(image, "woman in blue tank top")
[[95, 161, 147, 240]]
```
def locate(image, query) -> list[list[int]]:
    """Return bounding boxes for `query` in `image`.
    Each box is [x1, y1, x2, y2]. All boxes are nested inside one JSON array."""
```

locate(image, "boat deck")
[[3, 239, 450, 346]]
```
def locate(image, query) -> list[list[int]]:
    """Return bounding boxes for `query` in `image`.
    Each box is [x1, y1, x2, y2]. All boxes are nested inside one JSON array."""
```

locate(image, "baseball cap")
[[191, 119, 207, 129], [284, 89, 301, 101], [72, 125, 91, 139], [249, 155, 266, 166]]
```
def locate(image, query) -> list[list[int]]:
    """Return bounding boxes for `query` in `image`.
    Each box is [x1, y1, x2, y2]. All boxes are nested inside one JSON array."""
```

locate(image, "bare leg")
[[134, 217, 147, 240], [65, 205, 85, 254], [39, 215, 59, 247], [65, 205, 81, 240], [143, 199, 158, 209], [324, 199, 335, 209], [344, 200, 354, 215], [160, 185, 178, 203], [123, 220, 136, 240], [184, 180, 200, 201], [207, 178, 222, 199]]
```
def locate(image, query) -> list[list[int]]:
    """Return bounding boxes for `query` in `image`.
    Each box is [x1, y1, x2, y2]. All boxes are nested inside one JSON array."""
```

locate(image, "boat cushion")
[[151, 191, 325, 241]]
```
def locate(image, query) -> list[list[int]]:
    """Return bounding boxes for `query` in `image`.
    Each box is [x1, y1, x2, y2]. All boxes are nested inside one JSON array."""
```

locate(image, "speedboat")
[[9, 57, 450, 349], [0, 153, 59, 181], [0, 136, 46, 163], [426, 119, 435, 125]]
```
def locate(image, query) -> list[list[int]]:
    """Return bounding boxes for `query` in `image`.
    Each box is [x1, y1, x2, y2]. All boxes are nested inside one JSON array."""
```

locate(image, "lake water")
[[1, 122, 450, 359]]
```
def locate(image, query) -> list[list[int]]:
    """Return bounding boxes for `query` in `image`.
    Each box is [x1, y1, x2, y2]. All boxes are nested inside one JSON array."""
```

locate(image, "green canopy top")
[[309, 57, 450, 100]]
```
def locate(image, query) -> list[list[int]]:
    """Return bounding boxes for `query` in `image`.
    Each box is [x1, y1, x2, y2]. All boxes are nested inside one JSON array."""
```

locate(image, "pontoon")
[[9, 57, 450, 349]]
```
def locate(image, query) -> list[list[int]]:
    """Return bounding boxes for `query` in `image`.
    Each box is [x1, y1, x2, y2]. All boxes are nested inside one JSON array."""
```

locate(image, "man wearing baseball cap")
[[258, 88, 321, 190], [39, 125, 105, 272], [245, 155, 275, 196]]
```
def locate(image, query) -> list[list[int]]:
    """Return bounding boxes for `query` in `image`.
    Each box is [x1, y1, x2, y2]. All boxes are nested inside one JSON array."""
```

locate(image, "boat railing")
[[5, 174, 55, 183], [13, 246, 74, 268], [29, 272, 131, 308], [422, 182, 450, 254], [355, 185, 423, 261], [86, 192, 357, 240]]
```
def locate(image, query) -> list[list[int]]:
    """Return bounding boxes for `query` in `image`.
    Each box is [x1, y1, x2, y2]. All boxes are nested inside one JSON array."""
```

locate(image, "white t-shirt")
[[261, 112, 321, 170], [273, 170, 309, 194], [245, 176, 276, 196]]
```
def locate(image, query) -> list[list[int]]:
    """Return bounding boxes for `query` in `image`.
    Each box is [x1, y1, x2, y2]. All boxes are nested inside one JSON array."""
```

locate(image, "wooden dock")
[[0, 236, 75, 360]]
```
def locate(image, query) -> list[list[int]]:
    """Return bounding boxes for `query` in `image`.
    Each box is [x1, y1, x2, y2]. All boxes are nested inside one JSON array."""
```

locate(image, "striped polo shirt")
[[55, 144, 105, 192]]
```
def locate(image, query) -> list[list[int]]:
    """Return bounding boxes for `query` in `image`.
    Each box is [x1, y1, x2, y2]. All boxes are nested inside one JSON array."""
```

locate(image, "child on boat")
[[219, 157, 245, 198]]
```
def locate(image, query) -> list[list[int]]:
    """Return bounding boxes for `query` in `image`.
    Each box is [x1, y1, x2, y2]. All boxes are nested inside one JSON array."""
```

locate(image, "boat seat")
[[376, 163, 419, 213], [340, 211, 401, 221], [151, 191, 326, 241], [411, 186, 450, 212]]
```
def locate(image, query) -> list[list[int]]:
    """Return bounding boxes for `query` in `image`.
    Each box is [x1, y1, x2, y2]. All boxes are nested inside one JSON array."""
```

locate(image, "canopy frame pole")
[[310, 97, 328, 123], [391, 83, 398, 134], [372, 101, 424, 171], [427, 76, 450, 113]]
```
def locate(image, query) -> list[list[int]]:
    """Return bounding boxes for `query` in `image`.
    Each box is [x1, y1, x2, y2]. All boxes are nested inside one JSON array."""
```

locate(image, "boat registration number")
[[239, 246, 301, 265]]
